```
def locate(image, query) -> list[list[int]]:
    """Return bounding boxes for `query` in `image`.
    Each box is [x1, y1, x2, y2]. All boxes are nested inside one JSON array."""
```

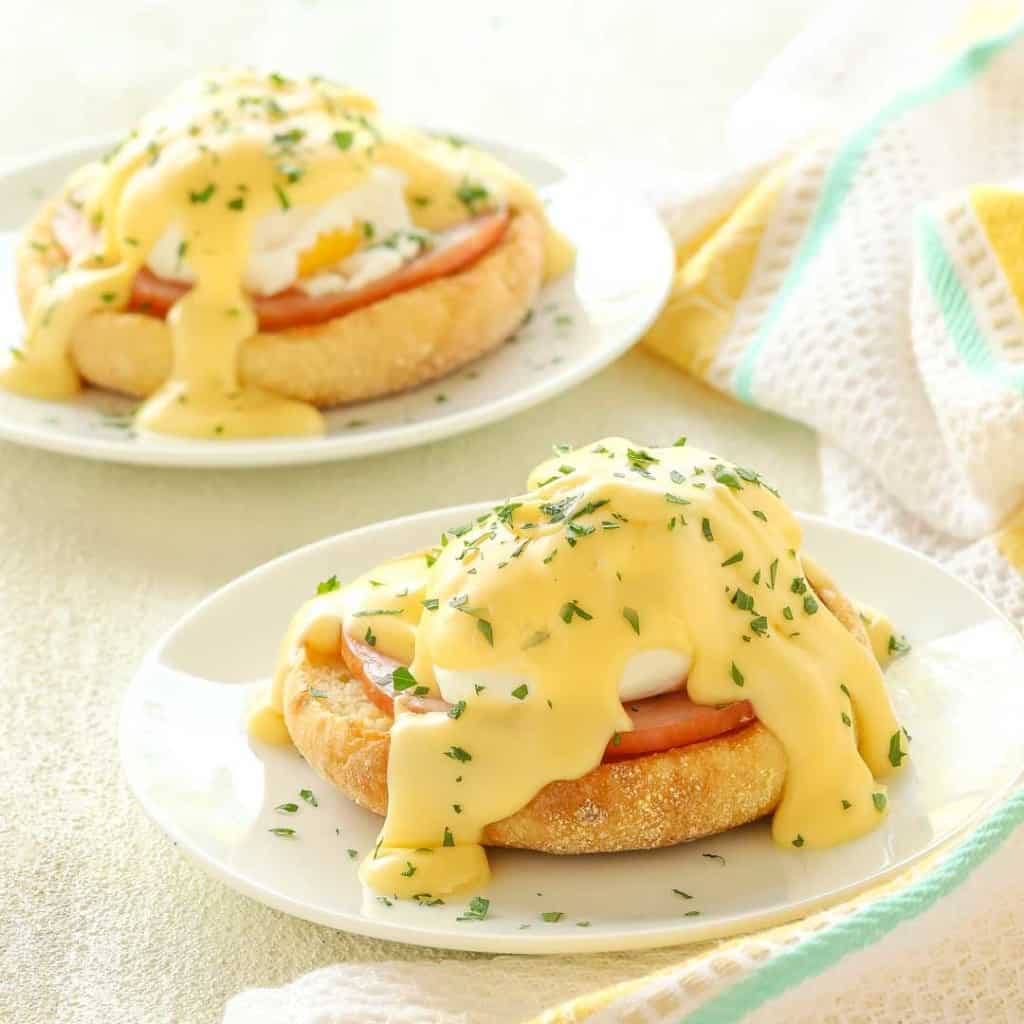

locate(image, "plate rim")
[[120, 505, 1024, 953], [0, 137, 674, 469]]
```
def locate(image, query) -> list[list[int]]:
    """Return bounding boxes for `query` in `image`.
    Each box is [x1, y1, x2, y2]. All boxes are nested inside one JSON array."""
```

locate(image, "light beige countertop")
[[0, 2, 821, 1021]]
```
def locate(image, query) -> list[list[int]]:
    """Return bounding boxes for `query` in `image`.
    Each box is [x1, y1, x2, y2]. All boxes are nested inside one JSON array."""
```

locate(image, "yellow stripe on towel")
[[997, 503, 1024, 572], [642, 161, 789, 379], [968, 185, 1024, 330]]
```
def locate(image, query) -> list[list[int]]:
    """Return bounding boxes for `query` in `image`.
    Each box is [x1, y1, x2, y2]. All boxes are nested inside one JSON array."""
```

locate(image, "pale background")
[[0, 2, 824, 1021]]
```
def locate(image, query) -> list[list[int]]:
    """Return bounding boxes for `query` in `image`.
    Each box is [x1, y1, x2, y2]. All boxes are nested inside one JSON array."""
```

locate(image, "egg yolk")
[[297, 226, 364, 277]]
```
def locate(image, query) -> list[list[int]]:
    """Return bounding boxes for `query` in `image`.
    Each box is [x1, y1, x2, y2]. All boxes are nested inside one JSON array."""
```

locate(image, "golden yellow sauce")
[[857, 602, 910, 668], [261, 438, 908, 897], [1, 70, 573, 439]]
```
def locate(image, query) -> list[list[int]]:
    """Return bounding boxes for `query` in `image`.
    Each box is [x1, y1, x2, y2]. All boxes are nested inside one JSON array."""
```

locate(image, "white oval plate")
[[0, 138, 672, 467], [120, 504, 1024, 953]]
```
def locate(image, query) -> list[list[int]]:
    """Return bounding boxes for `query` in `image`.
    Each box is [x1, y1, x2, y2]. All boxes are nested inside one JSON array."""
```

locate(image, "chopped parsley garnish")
[[272, 127, 305, 150], [626, 447, 659, 467], [672, 888, 693, 899], [448, 701, 466, 720], [494, 501, 523, 524], [391, 667, 417, 692], [511, 684, 529, 701], [731, 589, 754, 611], [422, 598, 439, 611], [841, 712, 852, 727], [401, 861, 417, 878], [569, 499, 609, 521], [300, 789, 317, 807], [539, 494, 577, 523], [622, 607, 640, 635], [792, 835, 805, 848], [790, 576, 807, 595], [872, 792, 888, 812], [721, 551, 743, 567], [702, 852, 726, 865], [445, 746, 472, 763], [560, 600, 592, 623], [452, 803, 462, 814], [752, 509, 768, 522], [443, 826, 455, 847], [376, 896, 392, 907], [674, 435, 687, 446], [316, 575, 340, 594], [364, 626, 376, 647], [273, 183, 291, 209], [840, 683, 851, 698], [456, 896, 490, 922], [888, 634, 912, 657], [268, 827, 296, 838], [100, 291, 117, 304], [730, 662, 744, 687], [750, 615, 768, 637], [474, 684, 485, 695], [712, 464, 742, 490], [665, 493, 691, 506], [347, 849, 358, 859], [888, 730, 906, 767], [523, 630, 550, 649], [413, 894, 445, 906], [352, 608, 402, 617], [768, 559, 778, 590], [540, 911, 563, 923], [275, 802, 298, 813], [189, 183, 216, 203], [332, 129, 354, 150], [803, 594, 819, 615], [455, 178, 489, 213], [702, 518, 714, 542], [476, 618, 495, 646], [227, 196, 245, 211], [782, 606, 794, 620], [566, 521, 594, 543], [842, 800, 852, 810]]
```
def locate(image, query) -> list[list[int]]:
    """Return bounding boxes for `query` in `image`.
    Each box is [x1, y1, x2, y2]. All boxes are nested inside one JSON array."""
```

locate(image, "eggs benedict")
[[4, 70, 573, 439], [254, 437, 910, 898]]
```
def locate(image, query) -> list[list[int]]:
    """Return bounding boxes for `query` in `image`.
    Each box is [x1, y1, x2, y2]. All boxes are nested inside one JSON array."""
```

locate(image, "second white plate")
[[120, 502, 1024, 953], [0, 138, 673, 467]]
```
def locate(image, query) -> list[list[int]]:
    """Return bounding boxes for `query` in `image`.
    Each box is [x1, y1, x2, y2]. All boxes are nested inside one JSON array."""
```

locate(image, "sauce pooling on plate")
[[261, 438, 908, 896], [1, 69, 573, 439]]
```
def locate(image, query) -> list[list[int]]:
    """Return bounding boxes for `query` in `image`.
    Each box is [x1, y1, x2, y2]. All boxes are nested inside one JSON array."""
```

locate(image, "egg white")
[[145, 165, 414, 296], [434, 649, 690, 706]]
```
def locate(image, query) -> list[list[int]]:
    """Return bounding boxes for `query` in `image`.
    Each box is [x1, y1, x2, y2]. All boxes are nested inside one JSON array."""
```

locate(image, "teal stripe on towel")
[[917, 212, 1024, 394], [732, 23, 1023, 404], [679, 788, 1024, 1024]]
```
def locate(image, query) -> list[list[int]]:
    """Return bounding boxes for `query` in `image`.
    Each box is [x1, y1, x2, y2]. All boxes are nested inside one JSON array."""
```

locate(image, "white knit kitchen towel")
[[225, 2, 1024, 1021]]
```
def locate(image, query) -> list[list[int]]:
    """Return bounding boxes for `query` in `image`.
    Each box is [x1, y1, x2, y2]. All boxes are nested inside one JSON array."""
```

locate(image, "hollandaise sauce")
[[2, 70, 573, 438], [260, 438, 907, 897]]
